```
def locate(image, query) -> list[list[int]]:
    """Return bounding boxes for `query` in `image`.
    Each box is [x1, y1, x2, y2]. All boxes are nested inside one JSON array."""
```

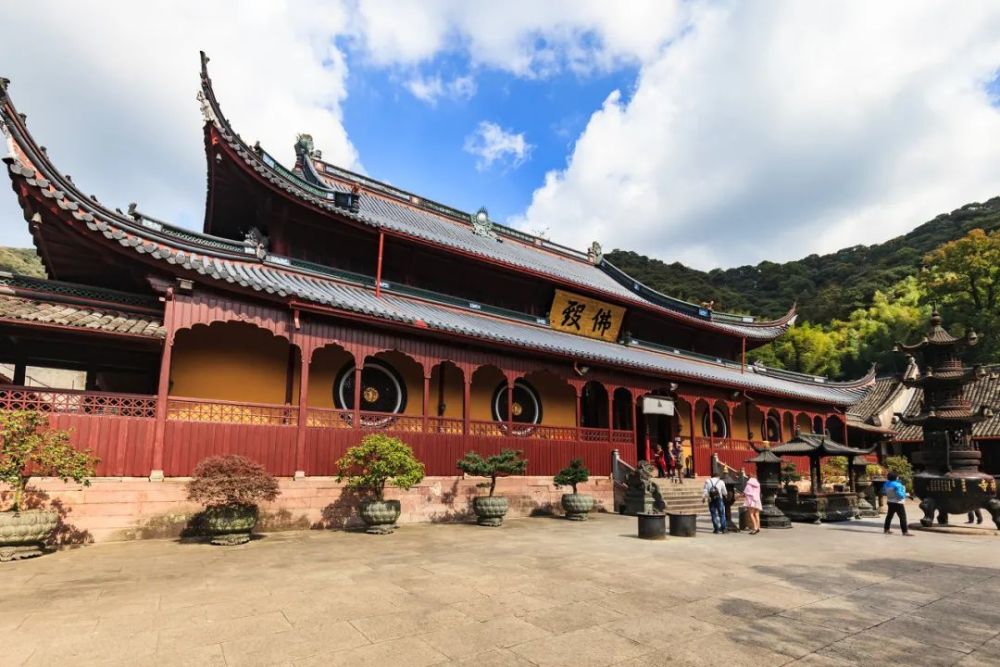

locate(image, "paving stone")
[[420, 615, 552, 659], [294, 636, 447, 667], [518, 601, 624, 634], [508, 626, 649, 667], [817, 630, 966, 667], [866, 613, 999, 654], [348, 606, 476, 643]]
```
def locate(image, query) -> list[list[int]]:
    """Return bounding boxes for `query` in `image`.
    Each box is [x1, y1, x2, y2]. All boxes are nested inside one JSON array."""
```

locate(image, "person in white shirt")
[[702, 475, 728, 533]]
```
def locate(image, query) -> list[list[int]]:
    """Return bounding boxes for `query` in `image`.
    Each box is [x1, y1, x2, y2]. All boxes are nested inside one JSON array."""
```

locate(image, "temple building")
[[0, 54, 875, 516]]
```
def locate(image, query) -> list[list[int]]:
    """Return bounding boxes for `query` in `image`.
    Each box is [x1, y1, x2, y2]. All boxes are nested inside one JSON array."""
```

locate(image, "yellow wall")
[[307, 346, 353, 408], [170, 323, 291, 403], [470, 366, 505, 421], [523, 371, 575, 426]]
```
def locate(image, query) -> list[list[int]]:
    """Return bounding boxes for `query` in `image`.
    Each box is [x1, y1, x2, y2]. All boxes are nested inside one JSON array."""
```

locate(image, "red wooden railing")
[[692, 436, 811, 476], [0, 387, 630, 478], [0, 385, 156, 476]]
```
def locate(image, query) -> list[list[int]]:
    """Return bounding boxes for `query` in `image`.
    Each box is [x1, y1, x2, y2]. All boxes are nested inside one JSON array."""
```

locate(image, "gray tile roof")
[[0, 290, 164, 338], [195, 56, 794, 342]]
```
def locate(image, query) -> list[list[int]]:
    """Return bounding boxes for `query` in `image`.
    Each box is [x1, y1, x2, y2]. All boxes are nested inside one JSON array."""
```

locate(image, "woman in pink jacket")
[[742, 476, 762, 534]]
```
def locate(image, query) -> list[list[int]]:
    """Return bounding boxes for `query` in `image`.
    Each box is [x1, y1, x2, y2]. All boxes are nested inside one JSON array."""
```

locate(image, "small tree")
[[336, 434, 425, 502], [821, 456, 848, 481], [0, 410, 98, 512], [780, 462, 802, 487], [456, 449, 527, 497], [553, 459, 589, 495], [187, 455, 280, 509], [884, 455, 914, 492]]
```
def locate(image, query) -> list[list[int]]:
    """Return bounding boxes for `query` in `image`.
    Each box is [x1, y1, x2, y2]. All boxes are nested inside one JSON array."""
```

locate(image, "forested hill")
[[607, 195, 1000, 324], [0, 246, 46, 278]]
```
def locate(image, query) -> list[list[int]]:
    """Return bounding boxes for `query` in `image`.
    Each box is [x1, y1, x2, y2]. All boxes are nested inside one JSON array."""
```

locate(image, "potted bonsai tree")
[[186, 454, 280, 545], [554, 458, 594, 520], [335, 434, 425, 534], [456, 449, 527, 527], [1, 410, 98, 562]]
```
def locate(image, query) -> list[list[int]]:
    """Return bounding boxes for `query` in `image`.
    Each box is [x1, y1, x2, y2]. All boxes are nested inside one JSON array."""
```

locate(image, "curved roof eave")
[[196, 53, 796, 343]]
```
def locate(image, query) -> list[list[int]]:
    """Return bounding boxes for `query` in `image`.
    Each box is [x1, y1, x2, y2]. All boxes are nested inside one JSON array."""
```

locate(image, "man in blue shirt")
[[883, 472, 913, 536]]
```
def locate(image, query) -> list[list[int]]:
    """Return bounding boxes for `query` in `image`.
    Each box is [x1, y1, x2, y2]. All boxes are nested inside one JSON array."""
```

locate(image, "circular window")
[[334, 360, 407, 427], [764, 414, 781, 442], [701, 407, 729, 439], [491, 379, 542, 436]]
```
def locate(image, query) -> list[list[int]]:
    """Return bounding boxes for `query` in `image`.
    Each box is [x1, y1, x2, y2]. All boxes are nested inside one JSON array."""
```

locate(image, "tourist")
[[702, 474, 727, 533], [652, 444, 667, 478], [966, 509, 983, 524], [671, 441, 684, 484], [742, 475, 762, 534], [882, 472, 913, 536]]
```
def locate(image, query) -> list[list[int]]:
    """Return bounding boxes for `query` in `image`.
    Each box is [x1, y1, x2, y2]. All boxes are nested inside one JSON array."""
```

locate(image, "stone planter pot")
[[0, 509, 59, 562], [473, 496, 509, 527], [202, 505, 258, 546], [359, 499, 401, 535], [561, 493, 594, 521]]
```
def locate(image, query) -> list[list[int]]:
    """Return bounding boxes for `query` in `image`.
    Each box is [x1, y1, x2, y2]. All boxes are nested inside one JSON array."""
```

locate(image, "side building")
[[0, 56, 875, 540]]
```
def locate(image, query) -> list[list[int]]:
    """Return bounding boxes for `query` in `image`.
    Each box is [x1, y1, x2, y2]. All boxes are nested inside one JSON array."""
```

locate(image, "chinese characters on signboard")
[[548, 289, 626, 342]]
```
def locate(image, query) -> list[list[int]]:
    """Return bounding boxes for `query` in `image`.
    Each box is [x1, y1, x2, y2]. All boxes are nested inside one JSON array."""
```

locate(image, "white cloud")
[[519, 2, 1000, 269], [0, 0, 359, 245], [404, 73, 477, 105], [463, 121, 533, 172], [352, 0, 685, 76]]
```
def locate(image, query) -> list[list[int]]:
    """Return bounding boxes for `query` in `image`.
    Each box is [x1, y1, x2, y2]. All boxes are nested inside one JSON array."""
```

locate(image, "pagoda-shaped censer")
[[896, 311, 999, 528]]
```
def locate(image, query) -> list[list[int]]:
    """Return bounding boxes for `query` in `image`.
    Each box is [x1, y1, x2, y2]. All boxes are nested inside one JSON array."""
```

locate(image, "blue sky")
[[1, 2, 1000, 270], [341, 55, 637, 228]]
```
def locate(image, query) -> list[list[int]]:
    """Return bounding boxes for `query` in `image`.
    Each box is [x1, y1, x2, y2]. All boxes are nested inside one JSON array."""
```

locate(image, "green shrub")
[[884, 455, 914, 492], [553, 459, 590, 495], [336, 434, 425, 501], [457, 449, 527, 497], [821, 456, 848, 481], [0, 410, 98, 511], [780, 462, 802, 486]]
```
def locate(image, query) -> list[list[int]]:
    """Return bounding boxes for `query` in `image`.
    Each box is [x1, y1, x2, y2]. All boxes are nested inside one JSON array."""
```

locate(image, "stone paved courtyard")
[[3, 508, 1000, 667]]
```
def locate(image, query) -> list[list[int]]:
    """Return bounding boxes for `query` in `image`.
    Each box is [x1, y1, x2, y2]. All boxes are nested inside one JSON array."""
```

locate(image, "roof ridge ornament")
[[587, 241, 603, 265], [471, 207, 496, 240], [196, 89, 217, 125]]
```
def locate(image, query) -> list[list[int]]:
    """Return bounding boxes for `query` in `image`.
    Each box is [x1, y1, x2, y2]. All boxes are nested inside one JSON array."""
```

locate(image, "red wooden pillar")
[[294, 342, 311, 479], [422, 372, 431, 433], [573, 383, 583, 441], [842, 416, 849, 447], [506, 375, 515, 435], [150, 287, 176, 481], [462, 373, 472, 437], [688, 399, 697, 473], [353, 364, 363, 429], [607, 387, 615, 443]]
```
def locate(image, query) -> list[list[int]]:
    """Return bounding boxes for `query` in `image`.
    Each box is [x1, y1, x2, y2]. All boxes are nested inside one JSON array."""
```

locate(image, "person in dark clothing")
[[967, 509, 983, 524], [883, 472, 913, 536]]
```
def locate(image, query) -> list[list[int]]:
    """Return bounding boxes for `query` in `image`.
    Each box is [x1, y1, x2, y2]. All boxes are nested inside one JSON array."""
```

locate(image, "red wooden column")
[[688, 398, 697, 473], [505, 374, 515, 435], [462, 372, 472, 438], [353, 364, 363, 430], [842, 416, 850, 447], [150, 287, 176, 482], [422, 372, 431, 433], [607, 387, 615, 443], [293, 339, 313, 480], [572, 381, 583, 441]]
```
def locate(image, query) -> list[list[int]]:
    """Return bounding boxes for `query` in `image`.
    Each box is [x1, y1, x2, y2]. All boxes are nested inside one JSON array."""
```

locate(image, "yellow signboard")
[[548, 289, 626, 342]]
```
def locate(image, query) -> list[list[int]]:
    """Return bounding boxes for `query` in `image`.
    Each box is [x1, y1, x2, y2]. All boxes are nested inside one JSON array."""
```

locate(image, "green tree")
[[335, 435, 425, 501], [750, 322, 844, 376], [920, 228, 1000, 361], [456, 449, 527, 497], [553, 459, 590, 495], [0, 410, 98, 511]]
